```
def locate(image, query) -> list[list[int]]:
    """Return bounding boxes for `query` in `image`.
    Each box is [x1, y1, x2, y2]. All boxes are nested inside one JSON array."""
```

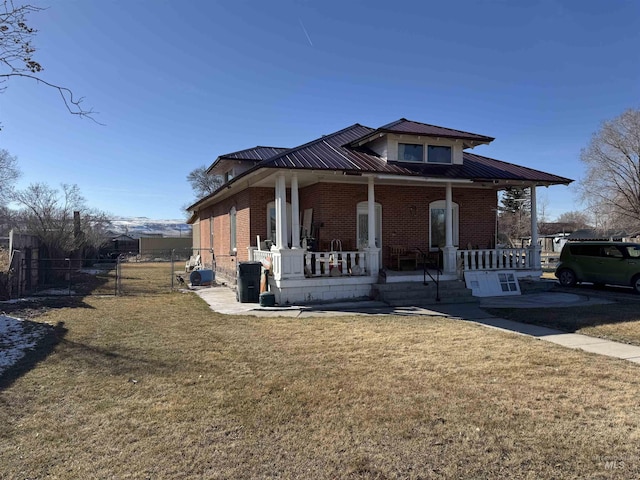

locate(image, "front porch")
[[241, 170, 544, 305], [249, 245, 542, 305]]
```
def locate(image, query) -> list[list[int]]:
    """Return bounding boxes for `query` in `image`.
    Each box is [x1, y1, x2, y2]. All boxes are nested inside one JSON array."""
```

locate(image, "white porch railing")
[[252, 249, 272, 265], [304, 250, 367, 277], [459, 248, 536, 271]]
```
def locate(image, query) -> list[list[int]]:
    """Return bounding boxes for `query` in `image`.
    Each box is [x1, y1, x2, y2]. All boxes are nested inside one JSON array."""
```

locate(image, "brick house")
[[188, 119, 572, 304]]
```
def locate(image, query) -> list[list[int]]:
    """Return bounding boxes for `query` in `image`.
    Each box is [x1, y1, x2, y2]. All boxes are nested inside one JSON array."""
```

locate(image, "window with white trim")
[[429, 200, 459, 250], [398, 143, 423, 162], [427, 145, 452, 164]]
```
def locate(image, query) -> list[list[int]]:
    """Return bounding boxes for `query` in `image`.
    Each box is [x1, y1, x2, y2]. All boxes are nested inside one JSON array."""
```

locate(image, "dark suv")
[[555, 241, 640, 293]]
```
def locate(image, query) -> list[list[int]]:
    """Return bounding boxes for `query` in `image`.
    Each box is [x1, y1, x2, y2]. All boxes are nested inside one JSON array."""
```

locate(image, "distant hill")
[[107, 217, 192, 238]]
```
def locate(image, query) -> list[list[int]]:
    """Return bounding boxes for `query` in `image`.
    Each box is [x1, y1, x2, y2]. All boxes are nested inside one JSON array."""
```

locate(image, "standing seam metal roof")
[[255, 124, 570, 184]]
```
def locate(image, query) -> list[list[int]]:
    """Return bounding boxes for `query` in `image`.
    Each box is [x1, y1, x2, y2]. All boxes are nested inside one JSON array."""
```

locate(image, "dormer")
[[348, 119, 494, 166], [206, 146, 289, 183]]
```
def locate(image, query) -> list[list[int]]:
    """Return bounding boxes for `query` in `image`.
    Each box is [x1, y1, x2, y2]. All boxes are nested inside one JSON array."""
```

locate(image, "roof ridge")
[[383, 118, 494, 140], [219, 145, 288, 158], [265, 123, 374, 160]]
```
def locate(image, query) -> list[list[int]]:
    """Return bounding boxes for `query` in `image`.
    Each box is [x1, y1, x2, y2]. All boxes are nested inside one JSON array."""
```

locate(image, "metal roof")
[[190, 119, 573, 211], [350, 118, 495, 146], [206, 146, 288, 174], [257, 125, 571, 185], [220, 146, 288, 161]]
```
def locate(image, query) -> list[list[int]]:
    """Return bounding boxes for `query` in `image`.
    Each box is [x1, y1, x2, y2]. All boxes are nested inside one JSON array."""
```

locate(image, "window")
[[398, 143, 423, 162], [428, 145, 452, 164], [429, 200, 459, 250], [229, 207, 237, 253], [498, 272, 518, 292], [225, 170, 234, 182], [266, 201, 292, 245]]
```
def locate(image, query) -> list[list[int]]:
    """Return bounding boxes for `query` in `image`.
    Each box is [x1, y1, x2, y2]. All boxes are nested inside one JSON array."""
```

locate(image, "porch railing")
[[304, 250, 367, 277], [252, 249, 272, 265], [459, 248, 534, 271]]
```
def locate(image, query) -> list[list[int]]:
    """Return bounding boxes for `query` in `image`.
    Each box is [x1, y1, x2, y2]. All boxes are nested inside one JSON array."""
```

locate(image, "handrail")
[[416, 247, 440, 302]]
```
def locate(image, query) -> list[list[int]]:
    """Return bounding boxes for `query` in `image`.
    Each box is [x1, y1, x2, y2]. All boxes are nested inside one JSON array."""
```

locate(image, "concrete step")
[[373, 281, 478, 306]]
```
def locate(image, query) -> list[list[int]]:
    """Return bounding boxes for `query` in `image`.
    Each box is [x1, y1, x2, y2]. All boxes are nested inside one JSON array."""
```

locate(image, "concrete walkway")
[[193, 286, 640, 365]]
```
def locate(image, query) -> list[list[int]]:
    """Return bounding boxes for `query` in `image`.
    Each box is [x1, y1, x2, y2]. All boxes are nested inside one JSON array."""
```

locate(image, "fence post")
[[115, 256, 121, 296], [171, 249, 175, 290], [66, 258, 71, 296]]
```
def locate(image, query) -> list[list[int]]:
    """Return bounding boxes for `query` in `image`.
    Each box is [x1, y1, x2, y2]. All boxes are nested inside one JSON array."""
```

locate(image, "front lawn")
[[2, 289, 640, 478]]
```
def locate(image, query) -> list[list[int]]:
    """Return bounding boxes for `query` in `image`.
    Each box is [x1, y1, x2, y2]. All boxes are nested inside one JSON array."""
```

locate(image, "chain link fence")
[[14, 248, 205, 298]]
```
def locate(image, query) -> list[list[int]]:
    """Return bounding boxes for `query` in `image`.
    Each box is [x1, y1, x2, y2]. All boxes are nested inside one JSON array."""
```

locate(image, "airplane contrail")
[[299, 18, 313, 47]]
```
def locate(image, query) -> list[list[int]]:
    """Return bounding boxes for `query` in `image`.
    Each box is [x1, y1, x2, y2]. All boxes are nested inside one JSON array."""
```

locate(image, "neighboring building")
[[110, 234, 139, 256], [188, 118, 572, 304]]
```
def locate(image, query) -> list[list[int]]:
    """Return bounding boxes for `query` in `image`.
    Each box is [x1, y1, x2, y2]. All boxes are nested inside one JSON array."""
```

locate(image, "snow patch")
[[79, 268, 106, 275], [0, 315, 50, 375]]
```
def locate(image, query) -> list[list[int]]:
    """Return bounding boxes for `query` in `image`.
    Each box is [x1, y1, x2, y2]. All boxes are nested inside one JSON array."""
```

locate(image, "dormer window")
[[398, 143, 423, 162], [427, 146, 452, 164], [397, 143, 453, 164]]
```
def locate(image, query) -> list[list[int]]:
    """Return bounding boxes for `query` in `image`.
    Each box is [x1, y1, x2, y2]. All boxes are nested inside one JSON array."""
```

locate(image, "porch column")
[[366, 176, 380, 276], [442, 182, 458, 275], [274, 173, 288, 250], [445, 182, 453, 248], [368, 177, 376, 248], [529, 185, 541, 270], [291, 174, 300, 249], [272, 173, 305, 281]]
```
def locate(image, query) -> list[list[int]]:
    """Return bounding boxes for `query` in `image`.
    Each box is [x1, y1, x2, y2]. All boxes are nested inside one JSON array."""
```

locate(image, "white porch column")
[[367, 177, 376, 248], [272, 173, 305, 281], [442, 182, 458, 275], [529, 185, 541, 270], [366, 176, 380, 276], [445, 182, 453, 248], [291, 174, 300, 249], [274, 173, 288, 250]]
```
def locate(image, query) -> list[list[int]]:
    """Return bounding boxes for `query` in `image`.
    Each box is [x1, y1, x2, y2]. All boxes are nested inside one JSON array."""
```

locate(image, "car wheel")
[[632, 275, 640, 294], [558, 268, 577, 287]]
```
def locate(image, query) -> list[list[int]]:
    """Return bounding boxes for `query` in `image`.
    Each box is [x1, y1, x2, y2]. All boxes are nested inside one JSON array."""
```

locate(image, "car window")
[[569, 244, 600, 256], [602, 246, 623, 258], [625, 246, 640, 258]]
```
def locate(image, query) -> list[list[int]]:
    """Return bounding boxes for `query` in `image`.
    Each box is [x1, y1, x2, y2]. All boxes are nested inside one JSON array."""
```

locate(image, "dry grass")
[[2, 285, 640, 477], [118, 261, 178, 294]]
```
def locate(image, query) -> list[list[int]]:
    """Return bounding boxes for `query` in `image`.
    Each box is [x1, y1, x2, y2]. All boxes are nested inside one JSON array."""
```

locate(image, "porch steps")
[[373, 280, 478, 306]]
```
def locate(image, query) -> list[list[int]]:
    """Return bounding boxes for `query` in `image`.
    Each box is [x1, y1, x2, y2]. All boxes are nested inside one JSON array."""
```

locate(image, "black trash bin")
[[237, 261, 262, 303]]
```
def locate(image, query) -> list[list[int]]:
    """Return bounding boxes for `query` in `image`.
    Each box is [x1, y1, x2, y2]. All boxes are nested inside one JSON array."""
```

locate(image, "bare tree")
[[0, 148, 20, 204], [579, 108, 640, 231], [0, 1, 97, 128], [555, 210, 591, 230], [187, 165, 223, 199], [12, 182, 108, 255]]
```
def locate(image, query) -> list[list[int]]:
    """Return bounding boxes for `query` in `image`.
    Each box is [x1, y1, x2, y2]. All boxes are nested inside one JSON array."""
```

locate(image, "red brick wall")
[[299, 182, 496, 266], [196, 182, 496, 275]]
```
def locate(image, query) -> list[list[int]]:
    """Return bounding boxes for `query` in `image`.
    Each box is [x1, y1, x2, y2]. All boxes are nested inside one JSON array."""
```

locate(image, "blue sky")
[[1, 0, 638, 220]]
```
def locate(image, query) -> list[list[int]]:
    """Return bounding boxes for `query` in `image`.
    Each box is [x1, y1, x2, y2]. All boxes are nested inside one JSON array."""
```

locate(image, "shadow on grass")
[[56, 338, 175, 377], [484, 302, 640, 334], [0, 320, 67, 391]]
